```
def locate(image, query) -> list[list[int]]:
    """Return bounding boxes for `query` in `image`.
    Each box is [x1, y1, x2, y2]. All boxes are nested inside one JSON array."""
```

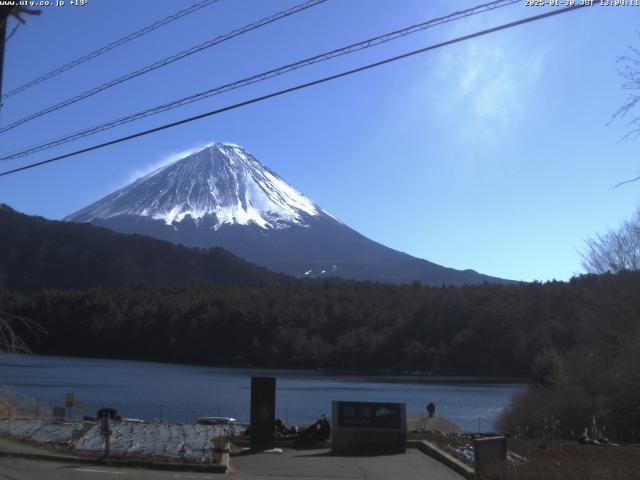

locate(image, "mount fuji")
[[67, 143, 509, 285]]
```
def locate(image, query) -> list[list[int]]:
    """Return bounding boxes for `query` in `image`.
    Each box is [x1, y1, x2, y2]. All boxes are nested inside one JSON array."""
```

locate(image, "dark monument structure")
[[331, 400, 407, 454], [250, 376, 276, 450], [474, 436, 507, 479]]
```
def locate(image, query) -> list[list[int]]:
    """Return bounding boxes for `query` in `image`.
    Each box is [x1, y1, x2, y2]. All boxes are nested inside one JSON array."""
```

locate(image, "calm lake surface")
[[0, 354, 525, 432]]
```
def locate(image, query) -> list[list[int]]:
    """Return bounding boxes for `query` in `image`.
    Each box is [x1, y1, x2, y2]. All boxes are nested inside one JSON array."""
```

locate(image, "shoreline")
[[0, 352, 528, 385]]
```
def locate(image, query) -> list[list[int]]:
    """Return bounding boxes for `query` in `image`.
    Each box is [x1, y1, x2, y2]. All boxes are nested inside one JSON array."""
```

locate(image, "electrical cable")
[[0, 3, 594, 178], [0, 0, 327, 134], [1, 0, 221, 101], [0, 0, 518, 161], [4, 21, 19, 44]]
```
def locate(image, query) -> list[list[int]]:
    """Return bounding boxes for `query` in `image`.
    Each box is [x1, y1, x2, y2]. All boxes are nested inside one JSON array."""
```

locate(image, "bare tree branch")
[[0, 310, 46, 353], [614, 173, 640, 188], [581, 210, 640, 274], [610, 39, 640, 185]]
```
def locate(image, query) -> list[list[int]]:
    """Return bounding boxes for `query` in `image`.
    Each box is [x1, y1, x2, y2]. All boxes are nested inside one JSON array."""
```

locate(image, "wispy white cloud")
[[429, 38, 545, 149], [123, 141, 217, 185], [398, 3, 549, 158]]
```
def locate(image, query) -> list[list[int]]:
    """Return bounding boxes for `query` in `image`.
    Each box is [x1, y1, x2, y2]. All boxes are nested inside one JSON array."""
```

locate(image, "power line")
[[5, 21, 19, 44], [1, 0, 221, 101], [0, 0, 327, 134], [0, 0, 520, 162], [0, 3, 594, 178]]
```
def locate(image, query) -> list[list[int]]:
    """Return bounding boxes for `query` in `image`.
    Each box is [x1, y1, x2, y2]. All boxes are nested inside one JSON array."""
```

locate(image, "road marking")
[[75, 468, 126, 475], [172, 475, 213, 479], [172, 474, 217, 479], [73, 467, 211, 478]]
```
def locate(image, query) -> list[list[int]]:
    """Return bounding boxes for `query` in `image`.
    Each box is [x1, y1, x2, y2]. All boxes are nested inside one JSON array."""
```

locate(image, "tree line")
[[2, 272, 637, 379]]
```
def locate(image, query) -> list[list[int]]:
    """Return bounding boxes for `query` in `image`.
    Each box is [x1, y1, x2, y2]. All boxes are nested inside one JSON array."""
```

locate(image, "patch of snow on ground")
[[0, 419, 85, 445], [0, 418, 241, 463]]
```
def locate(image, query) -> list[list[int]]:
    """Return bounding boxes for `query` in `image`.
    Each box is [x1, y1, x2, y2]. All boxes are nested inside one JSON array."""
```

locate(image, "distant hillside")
[[0, 204, 290, 291]]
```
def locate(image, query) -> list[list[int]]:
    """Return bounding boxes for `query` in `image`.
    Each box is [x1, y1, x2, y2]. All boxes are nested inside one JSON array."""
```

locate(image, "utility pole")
[[0, 7, 11, 104], [0, 6, 41, 108]]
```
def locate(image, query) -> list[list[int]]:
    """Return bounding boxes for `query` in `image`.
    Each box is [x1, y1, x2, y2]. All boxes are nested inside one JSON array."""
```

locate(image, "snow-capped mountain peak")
[[66, 142, 511, 286], [67, 143, 327, 230]]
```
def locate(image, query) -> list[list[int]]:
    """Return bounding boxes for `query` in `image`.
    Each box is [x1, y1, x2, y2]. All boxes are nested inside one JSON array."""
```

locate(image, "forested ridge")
[[3, 272, 637, 377], [0, 204, 289, 290]]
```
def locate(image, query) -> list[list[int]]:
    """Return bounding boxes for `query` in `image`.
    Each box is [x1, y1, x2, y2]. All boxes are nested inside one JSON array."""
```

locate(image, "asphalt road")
[[0, 449, 464, 480], [0, 457, 216, 480]]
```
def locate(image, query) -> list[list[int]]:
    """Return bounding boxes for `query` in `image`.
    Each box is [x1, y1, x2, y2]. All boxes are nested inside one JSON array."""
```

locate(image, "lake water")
[[0, 354, 525, 432]]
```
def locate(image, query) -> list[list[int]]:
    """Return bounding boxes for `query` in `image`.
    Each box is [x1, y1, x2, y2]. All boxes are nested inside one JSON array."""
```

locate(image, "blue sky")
[[1, 0, 639, 282]]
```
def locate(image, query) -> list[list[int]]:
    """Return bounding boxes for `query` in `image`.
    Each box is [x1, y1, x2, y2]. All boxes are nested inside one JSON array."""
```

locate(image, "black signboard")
[[250, 376, 276, 449], [97, 408, 118, 421], [96, 407, 118, 458], [52, 406, 65, 418], [337, 401, 402, 429], [97, 408, 117, 435]]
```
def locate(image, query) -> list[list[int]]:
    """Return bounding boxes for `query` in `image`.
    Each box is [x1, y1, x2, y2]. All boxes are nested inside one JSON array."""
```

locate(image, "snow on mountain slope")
[[68, 143, 328, 230], [67, 142, 512, 286]]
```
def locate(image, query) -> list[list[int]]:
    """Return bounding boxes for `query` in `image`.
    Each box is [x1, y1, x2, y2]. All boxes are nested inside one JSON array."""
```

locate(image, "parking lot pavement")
[[0, 457, 218, 480], [0, 440, 464, 480], [230, 448, 465, 480]]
